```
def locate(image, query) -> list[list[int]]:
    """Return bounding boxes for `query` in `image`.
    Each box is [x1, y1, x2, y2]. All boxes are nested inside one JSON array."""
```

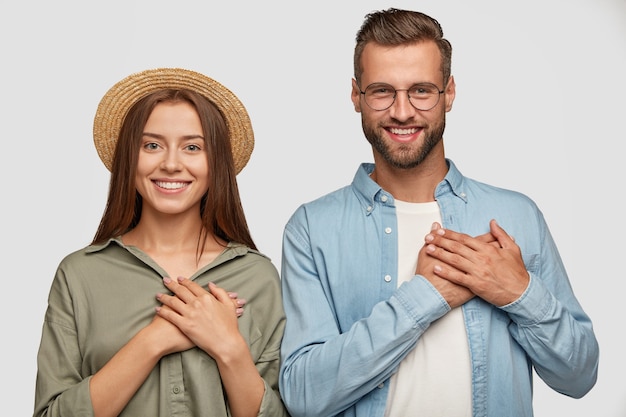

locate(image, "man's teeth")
[[155, 181, 187, 189], [390, 127, 418, 135]]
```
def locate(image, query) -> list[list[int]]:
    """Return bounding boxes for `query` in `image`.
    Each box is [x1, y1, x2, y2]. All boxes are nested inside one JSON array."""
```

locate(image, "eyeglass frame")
[[358, 82, 446, 111]]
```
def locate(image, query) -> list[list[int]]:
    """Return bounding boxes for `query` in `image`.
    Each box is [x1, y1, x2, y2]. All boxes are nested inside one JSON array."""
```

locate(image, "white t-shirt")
[[384, 200, 472, 417]]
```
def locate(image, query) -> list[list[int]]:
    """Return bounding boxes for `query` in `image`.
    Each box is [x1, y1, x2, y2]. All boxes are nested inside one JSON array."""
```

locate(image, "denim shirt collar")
[[352, 158, 469, 214]]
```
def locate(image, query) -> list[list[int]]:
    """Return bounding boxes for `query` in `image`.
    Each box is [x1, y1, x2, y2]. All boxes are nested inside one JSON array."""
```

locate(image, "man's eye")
[[368, 85, 394, 96], [410, 85, 438, 96]]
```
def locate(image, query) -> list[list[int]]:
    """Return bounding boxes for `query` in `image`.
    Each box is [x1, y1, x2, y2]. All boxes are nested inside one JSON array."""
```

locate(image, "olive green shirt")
[[34, 238, 288, 417]]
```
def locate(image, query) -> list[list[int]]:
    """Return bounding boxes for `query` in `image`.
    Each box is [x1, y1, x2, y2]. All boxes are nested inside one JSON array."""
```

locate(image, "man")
[[278, 8, 599, 417]]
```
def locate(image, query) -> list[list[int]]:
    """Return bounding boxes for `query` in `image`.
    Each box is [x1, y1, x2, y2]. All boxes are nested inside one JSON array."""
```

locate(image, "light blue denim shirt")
[[279, 160, 599, 417]]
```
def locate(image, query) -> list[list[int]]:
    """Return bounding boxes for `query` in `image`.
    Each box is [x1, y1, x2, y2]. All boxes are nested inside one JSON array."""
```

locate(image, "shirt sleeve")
[[241, 254, 290, 417], [34, 267, 95, 417], [254, 323, 289, 416], [500, 212, 599, 398]]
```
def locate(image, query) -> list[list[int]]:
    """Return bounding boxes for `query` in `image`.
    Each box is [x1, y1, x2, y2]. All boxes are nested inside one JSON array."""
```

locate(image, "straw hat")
[[93, 68, 254, 174]]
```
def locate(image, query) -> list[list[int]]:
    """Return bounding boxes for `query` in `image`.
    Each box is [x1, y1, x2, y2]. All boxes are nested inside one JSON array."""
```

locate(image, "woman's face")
[[135, 101, 210, 217]]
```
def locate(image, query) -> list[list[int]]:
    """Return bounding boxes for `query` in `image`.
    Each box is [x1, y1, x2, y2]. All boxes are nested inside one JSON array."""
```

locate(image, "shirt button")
[[378, 383, 385, 389], [381, 195, 388, 202], [367, 206, 373, 212], [384, 275, 392, 282], [173, 386, 181, 394], [385, 227, 392, 234]]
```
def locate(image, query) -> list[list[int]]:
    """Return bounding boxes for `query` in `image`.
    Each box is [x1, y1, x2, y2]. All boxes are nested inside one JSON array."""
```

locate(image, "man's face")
[[351, 41, 456, 169]]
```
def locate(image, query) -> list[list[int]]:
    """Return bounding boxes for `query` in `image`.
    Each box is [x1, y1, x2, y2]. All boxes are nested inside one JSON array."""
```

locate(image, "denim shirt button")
[[384, 275, 392, 282], [384, 227, 392, 234], [381, 195, 388, 202], [377, 383, 385, 389], [366, 205, 373, 212]]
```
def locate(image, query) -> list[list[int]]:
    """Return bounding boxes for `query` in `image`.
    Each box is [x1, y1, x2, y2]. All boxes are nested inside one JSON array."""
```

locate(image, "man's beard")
[[362, 116, 445, 169]]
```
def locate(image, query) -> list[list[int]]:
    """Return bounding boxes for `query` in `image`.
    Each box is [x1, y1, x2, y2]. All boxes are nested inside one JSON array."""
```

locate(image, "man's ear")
[[351, 78, 363, 113], [444, 75, 456, 112]]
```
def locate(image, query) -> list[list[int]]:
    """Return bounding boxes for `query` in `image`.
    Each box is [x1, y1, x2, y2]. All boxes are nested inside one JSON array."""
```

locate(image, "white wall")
[[3, 0, 624, 415]]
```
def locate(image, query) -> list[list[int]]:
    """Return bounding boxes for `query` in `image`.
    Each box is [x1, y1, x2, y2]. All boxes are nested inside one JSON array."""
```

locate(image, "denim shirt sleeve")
[[279, 202, 449, 417], [499, 210, 599, 398]]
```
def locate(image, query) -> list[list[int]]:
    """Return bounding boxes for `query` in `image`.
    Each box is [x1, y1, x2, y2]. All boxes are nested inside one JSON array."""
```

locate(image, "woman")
[[34, 68, 288, 417]]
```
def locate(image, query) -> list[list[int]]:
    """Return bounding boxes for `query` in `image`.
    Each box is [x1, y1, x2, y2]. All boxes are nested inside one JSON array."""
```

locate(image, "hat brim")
[[93, 68, 254, 174]]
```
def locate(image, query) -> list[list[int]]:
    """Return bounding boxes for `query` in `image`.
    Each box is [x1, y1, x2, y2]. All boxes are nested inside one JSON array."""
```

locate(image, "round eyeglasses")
[[359, 82, 445, 111]]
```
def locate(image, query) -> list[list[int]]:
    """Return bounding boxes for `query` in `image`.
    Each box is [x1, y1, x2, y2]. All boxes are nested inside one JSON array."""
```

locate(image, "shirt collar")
[[351, 159, 468, 213], [85, 237, 257, 261], [437, 159, 469, 202]]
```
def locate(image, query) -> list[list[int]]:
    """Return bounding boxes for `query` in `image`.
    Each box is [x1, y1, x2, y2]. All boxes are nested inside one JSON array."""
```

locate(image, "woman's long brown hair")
[[92, 89, 257, 253]]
